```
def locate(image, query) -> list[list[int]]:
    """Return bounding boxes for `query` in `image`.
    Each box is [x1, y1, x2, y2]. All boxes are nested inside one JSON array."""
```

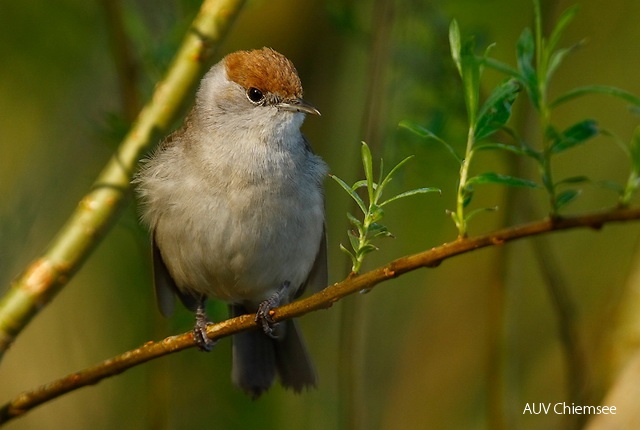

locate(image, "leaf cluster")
[[402, 0, 640, 236], [331, 142, 439, 273]]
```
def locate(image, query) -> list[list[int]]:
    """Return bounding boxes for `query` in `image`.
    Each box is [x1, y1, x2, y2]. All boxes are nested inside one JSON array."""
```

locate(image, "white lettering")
[[523, 403, 551, 414]]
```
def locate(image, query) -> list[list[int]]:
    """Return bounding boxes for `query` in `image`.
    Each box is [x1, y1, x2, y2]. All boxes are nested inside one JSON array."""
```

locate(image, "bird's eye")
[[247, 87, 264, 103]]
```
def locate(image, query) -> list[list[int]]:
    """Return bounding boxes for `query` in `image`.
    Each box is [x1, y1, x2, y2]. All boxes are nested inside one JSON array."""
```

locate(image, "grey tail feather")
[[275, 318, 317, 392], [229, 305, 317, 398]]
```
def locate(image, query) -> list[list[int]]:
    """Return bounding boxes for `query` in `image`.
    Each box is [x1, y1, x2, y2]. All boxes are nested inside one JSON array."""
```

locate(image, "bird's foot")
[[255, 281, 290, 339], [194, 297, 216, 351]]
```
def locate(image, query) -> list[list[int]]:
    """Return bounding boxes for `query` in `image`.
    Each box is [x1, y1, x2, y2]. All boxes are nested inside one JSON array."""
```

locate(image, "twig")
[[0, 0, 247, 357], [1, 207, 639, 425]]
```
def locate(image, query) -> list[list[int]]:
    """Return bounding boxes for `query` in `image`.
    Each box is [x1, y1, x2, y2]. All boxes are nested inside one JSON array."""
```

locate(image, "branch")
[[2, 207, 640, 425], [0, 0, 247, 357]]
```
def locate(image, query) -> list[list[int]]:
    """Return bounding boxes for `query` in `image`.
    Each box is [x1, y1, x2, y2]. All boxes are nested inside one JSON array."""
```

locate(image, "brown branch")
[[1, 207, 640, 425]]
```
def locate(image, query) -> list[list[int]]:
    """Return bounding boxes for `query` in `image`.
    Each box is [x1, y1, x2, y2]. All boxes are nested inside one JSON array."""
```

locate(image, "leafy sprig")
[[485, 0, 640, 213], [330, 142, 439, 273], [402, 20, 539, 238]]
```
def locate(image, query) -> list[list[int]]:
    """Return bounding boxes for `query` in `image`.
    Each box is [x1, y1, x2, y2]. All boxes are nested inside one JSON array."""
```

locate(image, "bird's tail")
[[230, 304, 317, 398]]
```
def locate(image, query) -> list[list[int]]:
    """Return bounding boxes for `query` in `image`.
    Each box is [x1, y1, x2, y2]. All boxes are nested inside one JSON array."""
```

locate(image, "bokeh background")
[[2, 0, 640, 429]]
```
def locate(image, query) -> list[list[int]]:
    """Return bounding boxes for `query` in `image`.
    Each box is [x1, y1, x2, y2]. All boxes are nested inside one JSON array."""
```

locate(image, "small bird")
[[135, 47, 328, 398]]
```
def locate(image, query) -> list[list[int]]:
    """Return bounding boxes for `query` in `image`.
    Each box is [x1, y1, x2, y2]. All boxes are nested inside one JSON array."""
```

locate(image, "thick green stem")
[[0, 0, 247, 357]]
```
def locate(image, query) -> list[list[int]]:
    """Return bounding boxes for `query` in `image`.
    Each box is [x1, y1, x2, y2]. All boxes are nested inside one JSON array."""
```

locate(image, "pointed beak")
[[278, 98, 321, 116]]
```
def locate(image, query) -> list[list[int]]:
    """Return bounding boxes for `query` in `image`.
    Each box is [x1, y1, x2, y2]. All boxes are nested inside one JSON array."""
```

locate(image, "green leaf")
[[361, 142, 374, 202], [516, 28, 539, 109], [347, 229, 360, 252], [475, 79, 521, 140], [461, 40, 481, 125], [450, 19, 481, 124], [467, 172, 540, 188], [482, 57, 522, 80], [598, 180, 624, 194], [550, 85, 640, 109], [368, 204, 384, 223], [339, 243, 356, 262], [474, 142, 539, 159], [399, 120, 462, 163], [550, 120, 598, 154], [547, 5, 580, 55], [449, 20, 462, 77], [369, 222, 393, 239], [346, 211, 363, 231], [376, 155, 414, 202], [330, 174, 367, 214], [555, 189, 581, 209], [380, 187, 441, 207], [351, 180, 368, 190], [546, 41, 583, 83], [462, 186, 474, 208], [464, 206, 498, 223], [356, 243, 379, 259], [630, 126, 640, 173], [556, 175, 590, 186]]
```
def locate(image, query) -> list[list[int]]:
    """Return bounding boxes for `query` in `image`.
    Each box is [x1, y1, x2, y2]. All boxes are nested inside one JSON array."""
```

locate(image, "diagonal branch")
[[2, 207, 640, 425], [0, 0, 247, 357]]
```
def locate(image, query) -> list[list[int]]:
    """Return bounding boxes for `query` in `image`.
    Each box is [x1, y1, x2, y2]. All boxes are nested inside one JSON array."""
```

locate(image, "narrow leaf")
[[516, 28, 539, 109], [547, 5, 580, 55], [347, 229, 360, 252], [630, 125, 640, 173], [550, 85, 640, 109], [330, 174, 367, 214], [361, 142, 374, 203], [550, 120, 598, 154], [380, 187, 441, 207], [460, 38, 481, 125], [449, 20, 462, 76], [346, 211, 363, 231], [399, 120, 462, 163], [351, 179, 369, 190], [465, 206, 498, 223], [474, 142, 539, 159], [482, 57, 522, 80], [377, 155, 414, 198], [369, 222, 394, 239], [339, 243, 356, 262], [598, 180, 624, 194], [546, 41, 583, 83], [556, 176, 590, 186], [555, 189, 581, 209], [356, 244, 379, 259], [467, 172, 540, 188], [475, 79, 521, 140]]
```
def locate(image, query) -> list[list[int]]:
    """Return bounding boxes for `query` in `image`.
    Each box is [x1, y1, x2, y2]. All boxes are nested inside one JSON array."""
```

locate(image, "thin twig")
[[1, 207, 639, 425], [0, 0, 247, 357]]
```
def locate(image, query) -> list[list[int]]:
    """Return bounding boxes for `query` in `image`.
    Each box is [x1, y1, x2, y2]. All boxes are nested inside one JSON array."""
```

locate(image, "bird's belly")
[[155, 185, 323, 307]]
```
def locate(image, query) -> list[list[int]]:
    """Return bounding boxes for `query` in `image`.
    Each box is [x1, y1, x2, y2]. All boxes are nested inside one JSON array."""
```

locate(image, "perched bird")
[[135, 47, 328, 398]]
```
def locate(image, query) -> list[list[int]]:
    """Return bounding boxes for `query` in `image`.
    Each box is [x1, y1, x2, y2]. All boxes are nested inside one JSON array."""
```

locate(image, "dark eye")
[[247, 87, 264, 103]]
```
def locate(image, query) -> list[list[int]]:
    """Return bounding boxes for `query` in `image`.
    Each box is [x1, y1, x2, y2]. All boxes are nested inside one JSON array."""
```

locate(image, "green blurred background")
[[2, 0, 640, 429]]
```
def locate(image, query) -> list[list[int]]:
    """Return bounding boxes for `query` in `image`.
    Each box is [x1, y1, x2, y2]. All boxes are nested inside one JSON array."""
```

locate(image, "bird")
[[134, 47, 328, 398]]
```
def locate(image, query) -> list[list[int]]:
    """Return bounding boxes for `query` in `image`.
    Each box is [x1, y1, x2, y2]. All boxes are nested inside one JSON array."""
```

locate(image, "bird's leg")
[[255, 281, 290, 339], [194, 296, 215, 351]]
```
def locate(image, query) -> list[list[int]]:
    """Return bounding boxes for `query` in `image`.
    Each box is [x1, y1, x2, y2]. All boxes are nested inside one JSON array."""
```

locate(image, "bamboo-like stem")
[[2, 207, 640, 425], [0, 0, 247, 357]]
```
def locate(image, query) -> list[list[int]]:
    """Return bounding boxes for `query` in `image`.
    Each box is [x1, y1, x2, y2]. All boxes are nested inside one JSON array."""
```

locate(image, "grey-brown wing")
[[298, 223, 328, 297], [152, 233, 199, 315]]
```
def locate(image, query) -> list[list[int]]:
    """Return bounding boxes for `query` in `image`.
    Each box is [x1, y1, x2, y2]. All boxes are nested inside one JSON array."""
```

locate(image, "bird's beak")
[[278, 98, 321, 116]]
